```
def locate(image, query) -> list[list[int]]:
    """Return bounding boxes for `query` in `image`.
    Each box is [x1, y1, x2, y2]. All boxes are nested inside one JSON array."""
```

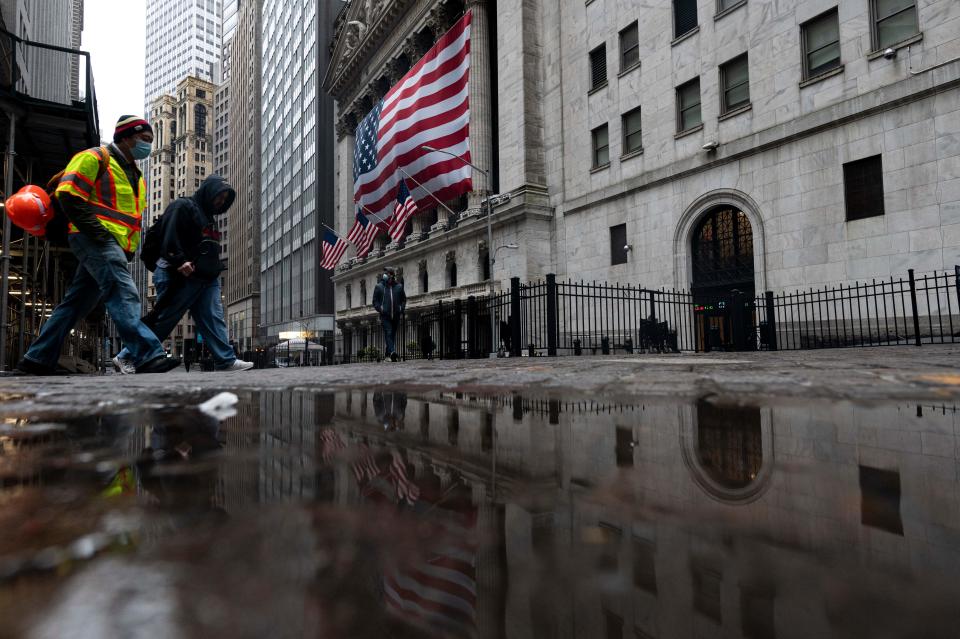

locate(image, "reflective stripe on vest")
[[56, 147, 146, 252]]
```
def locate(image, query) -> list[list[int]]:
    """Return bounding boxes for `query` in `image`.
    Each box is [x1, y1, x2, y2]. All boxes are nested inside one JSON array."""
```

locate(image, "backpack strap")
[[45, 145, 111, 192]]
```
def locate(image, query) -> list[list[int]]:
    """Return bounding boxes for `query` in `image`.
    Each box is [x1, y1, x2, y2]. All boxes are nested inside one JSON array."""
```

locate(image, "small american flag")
[[319, 428, 347, 465], [320, 229, 348, 270], [388, 449, 420, 505], [388, 180, 418, 243], [353, 12, 472, 224], [352, 443, 381, 484], [346, 209, 380, 259]]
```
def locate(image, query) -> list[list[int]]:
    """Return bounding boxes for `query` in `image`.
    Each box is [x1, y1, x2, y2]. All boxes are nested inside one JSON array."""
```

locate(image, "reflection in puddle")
[[1, 393, 960, 638]]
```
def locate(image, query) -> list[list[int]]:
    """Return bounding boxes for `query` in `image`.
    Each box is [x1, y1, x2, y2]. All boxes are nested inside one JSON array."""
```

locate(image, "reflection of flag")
[[320, 229, 348, 270], [389, 449, 420, 505], [352, 12, 473, 224], [347, 209, 380, 258], [352, 443, 380, 483], [384, 507, 478, 637], [389, 180, 418, 243], [319, 428, 346, 465]]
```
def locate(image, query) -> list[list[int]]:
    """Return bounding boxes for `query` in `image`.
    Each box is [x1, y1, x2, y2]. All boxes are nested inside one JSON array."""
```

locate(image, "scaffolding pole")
[[0, 112, 15, 371]]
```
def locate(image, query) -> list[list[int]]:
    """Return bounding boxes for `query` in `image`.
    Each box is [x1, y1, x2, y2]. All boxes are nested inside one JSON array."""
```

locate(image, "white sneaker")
[[219, 359, 254, 372], [112, 355, 136, 375]]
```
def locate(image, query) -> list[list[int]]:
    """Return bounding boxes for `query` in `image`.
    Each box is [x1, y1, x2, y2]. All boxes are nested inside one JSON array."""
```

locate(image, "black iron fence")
[[337, 266, 960, 362]]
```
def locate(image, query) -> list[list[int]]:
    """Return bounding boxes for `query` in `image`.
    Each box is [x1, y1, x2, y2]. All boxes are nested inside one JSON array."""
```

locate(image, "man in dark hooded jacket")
[[112, 175, 253, 373]]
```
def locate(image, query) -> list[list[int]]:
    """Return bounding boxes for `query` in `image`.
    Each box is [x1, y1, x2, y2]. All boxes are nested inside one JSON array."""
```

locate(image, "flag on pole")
[[320, 229, 348, 270], [389, 180, 418, 243], [347, 208, 380, 258], [353, 11, 473, 224]]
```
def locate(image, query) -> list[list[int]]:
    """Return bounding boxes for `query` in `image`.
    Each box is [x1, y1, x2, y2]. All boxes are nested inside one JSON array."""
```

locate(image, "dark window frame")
[[621, 106, 643, 155], [619, 22, 640, 71], [589, 44, 608, 91], [676, 77, 702, 133], [843, 155, 885, 222], [610, 223, 628, 265], [870, 0, 920, 51], [592, 124, 610, 169], [719, 53, 751, 114], [801, 8, 842, 81]]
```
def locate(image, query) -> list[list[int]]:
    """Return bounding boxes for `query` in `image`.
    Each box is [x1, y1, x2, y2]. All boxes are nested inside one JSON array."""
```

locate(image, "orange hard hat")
[[5, 186, 53, 236]]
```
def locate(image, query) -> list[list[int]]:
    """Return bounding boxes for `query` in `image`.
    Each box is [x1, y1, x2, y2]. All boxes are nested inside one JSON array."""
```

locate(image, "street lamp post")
[[420, 145, 501, 357]]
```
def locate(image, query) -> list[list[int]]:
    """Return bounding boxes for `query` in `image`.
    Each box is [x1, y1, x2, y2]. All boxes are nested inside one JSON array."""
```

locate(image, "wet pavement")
[[2, 370, 960, 638]]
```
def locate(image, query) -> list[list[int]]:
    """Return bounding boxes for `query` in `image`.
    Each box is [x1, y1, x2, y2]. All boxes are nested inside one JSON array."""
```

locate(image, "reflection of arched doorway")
[[679, 401, 773, 504], [696, 402, 762, 489], [691, 207, 755, 350]]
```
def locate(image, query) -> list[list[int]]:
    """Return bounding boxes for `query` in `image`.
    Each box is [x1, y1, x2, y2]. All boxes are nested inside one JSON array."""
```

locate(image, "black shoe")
[[15, 358, 57, 376], [390, 352, 399, 362], [136, 356, 182, 374]]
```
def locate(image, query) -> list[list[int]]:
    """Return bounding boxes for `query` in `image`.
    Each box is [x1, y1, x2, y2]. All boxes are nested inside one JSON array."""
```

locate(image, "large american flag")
[[353, 11, 472, 225], [320, 229, 348, 270], [389, 180, 418, 243]]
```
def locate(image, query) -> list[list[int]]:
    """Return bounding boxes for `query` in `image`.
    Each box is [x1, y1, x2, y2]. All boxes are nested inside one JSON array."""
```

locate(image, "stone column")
[[466, 0, 492, 216]]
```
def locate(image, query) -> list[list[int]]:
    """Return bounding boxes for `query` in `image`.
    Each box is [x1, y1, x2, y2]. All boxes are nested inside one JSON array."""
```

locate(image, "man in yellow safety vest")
[[17, 116, 180, 375]]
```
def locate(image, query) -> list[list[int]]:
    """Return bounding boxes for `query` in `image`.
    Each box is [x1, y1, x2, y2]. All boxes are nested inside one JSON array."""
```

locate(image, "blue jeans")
[[23, 234, 165, 368], [381, 315, 398, 356], [118, 267, 236, 369]]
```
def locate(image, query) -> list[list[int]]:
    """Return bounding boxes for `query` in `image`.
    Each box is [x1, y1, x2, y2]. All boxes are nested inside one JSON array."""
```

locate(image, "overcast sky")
[[82, 0, 147, 143]]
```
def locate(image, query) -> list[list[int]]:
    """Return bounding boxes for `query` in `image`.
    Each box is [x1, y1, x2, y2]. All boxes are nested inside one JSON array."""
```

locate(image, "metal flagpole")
[[397, 166, 459, 220]]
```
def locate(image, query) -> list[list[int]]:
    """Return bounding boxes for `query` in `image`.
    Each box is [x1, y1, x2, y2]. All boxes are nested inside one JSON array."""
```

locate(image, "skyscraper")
[[225, 0, 262, 353], [145, 76, 216, 356], [144, 0, 222, 104], [259, 0, 340, 352]]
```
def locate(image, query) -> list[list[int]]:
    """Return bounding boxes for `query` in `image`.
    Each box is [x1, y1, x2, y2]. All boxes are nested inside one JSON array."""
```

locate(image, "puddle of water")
[[1, 391, 960, 638]]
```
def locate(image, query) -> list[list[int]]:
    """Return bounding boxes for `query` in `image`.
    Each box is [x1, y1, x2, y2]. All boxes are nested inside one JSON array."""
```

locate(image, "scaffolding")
[[0, 24, 102, 371]]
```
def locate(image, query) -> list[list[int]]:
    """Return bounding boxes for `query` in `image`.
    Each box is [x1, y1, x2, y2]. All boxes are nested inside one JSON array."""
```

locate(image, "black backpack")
[[139, 212, 165, 272]]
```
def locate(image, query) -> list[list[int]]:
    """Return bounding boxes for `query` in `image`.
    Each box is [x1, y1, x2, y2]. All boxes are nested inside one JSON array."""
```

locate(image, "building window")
[[194, 104, 208, 137], [720, 54, 750, 114], [420, 268, 428, 293], [676, 78, 702, 133], [871, 0, 919, 50], [360, 279, 367, 304], [610, 223, 627, 265], [674, 0, 698, 38], [622, 107, 642, 155], [717, 0, 746, 12], [844, 155, 885, 221], [859, 465, 904, 535], [619, 22, 639, 71], [591, 124, 609, 168], [589, 44, 607, 91], [802, 9, 841, 80]]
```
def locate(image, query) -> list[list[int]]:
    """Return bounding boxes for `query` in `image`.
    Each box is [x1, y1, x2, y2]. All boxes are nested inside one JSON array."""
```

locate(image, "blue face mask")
[[131, 140, 152, 160]]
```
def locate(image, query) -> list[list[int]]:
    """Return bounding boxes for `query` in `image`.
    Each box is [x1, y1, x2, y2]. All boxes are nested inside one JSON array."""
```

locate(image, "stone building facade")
[[325, 0, 960, 353], [225, 0, 262, 353], [145, 76, 216, 356]]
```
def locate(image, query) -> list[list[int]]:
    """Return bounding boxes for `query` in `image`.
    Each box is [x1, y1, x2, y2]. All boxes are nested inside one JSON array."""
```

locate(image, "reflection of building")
[[258, 0, 341, 352], [145, 76, 216, 354], [325, 1, 960, 352]]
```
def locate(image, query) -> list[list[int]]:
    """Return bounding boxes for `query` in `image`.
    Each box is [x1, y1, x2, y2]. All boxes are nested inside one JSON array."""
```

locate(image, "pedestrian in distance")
[[17, 116, 180, 376], [111, 175, 253, 373], [372, 267, 406, 362]]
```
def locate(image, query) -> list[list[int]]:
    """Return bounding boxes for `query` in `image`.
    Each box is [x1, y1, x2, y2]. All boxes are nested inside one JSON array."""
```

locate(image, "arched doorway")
[[691, 207, 755, 350]]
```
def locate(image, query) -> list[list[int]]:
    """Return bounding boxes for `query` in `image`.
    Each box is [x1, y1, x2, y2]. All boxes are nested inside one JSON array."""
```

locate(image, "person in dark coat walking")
[[112, 175, 252, 373], [372, 267, 406, 362]]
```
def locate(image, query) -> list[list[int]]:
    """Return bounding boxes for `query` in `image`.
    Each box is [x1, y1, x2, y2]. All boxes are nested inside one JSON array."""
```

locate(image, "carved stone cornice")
[[323, 0, 419, 100]]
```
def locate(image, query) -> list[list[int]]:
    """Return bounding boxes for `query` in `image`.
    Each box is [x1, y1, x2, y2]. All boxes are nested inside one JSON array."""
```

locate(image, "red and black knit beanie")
[[114, 115, 153, 142]]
